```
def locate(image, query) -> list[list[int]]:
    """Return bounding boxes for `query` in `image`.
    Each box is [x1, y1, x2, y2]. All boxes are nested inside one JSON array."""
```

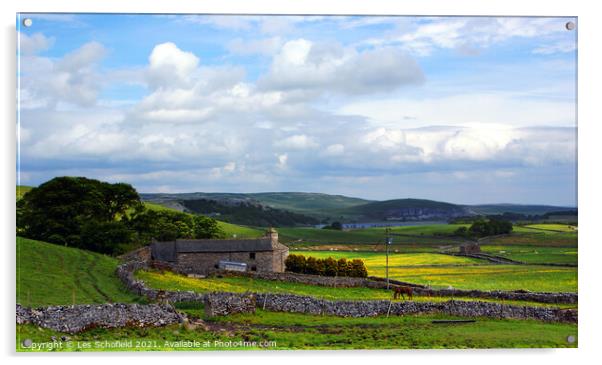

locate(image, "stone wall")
[[115, 261, 577, 323], [254, 293, 577, 323], [17, 303, 182, 334], [176, 251, 276, 274], [204, 292, 256, 317], [211, 270, 578, 305]]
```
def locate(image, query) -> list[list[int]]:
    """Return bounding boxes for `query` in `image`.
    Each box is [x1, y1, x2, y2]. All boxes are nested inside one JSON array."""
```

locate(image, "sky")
[[16, 14, 577, 205]]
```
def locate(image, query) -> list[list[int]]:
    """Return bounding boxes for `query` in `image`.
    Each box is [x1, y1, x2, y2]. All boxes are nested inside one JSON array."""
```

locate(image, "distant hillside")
[[179, 199, 319, 227], [141, 191, 371, 217], [467, 204, 576, 216], [333, 199, 471, 222]]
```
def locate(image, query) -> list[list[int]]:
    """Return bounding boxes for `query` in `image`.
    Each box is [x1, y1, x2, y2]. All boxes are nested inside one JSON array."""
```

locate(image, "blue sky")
[[17, 14, 577, 205]]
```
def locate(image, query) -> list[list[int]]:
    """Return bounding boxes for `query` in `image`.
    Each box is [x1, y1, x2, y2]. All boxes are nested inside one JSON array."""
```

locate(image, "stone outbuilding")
[[459, 242, 481, 255], [150, 228, 288, 274]]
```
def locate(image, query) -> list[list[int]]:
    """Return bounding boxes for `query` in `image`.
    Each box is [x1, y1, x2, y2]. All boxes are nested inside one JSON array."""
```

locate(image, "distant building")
[[150, 228, 288, 274], [459, 242, 481, 255]]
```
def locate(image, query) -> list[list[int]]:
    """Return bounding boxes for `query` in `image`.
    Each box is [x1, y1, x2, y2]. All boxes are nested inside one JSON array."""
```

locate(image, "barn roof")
[[151, 238, 275, 261], [175, 238, 274, 253]]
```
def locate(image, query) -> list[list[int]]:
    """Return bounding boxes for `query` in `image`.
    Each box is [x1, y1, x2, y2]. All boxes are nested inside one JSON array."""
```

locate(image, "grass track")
[[17, 311, 577, 351], [16, 237, 139, 307]]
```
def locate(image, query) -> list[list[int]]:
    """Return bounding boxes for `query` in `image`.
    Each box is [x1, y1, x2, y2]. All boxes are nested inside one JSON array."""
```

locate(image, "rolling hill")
[[467, 204, 576, 216], [331, 198, 471, 222], [16, 237, 139, 307]]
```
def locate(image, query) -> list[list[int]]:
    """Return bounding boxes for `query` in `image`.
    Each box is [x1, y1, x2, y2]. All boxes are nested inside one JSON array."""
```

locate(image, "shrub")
[[285, 254, 367, 278]]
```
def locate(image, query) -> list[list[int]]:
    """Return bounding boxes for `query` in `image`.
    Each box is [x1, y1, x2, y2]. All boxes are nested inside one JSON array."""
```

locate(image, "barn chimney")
[[266, 227, 278, 244]]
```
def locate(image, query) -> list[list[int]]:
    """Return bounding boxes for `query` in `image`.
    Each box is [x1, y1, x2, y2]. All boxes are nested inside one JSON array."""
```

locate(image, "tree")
[[323, 257, 338, 276], [305, 257, 320, 275], [193, 215, 225, 239], [349, 259, 368, 278], [337, 258, 350, 277], [285, 254, 306, 273], [79, 220, 133, 255], [322, 221, 343, 230], [17, 177, 140, 248]]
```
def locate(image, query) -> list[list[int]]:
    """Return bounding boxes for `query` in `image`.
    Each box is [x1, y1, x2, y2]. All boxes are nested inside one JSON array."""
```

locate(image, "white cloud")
[[533, 42, 577, 55], [367, 17, 575, 56], [260, 39, 424, 95], [19, 32, 54, 55], [147, 42, 200, 89], [20, 41, 107, 108], [338, 93, 575, 128], [324, 144, 345, 156], [275, 134, 319, 150]]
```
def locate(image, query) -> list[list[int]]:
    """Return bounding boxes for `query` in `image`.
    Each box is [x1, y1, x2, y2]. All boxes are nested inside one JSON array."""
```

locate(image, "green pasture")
[[16, 237, 138, 307], [16, 185, 33, 200], [279, 224, 470, 245], [294, 251, 482, 266], [480, 245, 577, 265], [372, 264, 577, 292], [294, 250, 577, 292], [523, 224, 578, 233], [17, 310, 577, 351], [135, 270, 573, 307]]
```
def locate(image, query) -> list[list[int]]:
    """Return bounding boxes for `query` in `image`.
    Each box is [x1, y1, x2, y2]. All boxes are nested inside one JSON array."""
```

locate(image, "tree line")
[[285, 254, 368, 278], [453, 218, 513, 239], [17, 177, 225, 255]]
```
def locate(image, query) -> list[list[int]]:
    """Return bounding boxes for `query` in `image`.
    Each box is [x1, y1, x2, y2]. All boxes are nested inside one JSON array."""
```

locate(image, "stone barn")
[[459, 242, 481, 255], [150, 228, 288, 274]]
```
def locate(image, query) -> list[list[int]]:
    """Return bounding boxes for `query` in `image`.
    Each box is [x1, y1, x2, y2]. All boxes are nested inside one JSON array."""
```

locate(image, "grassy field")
[[279, 224, 470, 245], [294, 251, 482, 266], [16, 185, 33, 200], [135, 270, 574, 307], [16, 237, 138, 307], [16, 310, 577, 351], [293, 250, 577, 292], [480, 245, 578, 265], [523, 224, 578, 233], [369, 264, 576, 292]]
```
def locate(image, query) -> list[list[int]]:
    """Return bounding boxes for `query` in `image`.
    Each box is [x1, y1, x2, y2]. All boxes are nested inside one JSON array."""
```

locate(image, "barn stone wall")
[[175, 251, 277, 274]]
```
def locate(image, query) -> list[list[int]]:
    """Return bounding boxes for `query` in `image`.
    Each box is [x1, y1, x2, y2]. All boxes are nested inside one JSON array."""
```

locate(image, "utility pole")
[[385, 227, 392, 289]]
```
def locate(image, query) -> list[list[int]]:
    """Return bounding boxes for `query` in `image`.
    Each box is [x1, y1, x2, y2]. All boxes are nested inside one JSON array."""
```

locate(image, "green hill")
[[143, 201, 264, 238], [468, 204, 576, 216], [16, 185, 33, 200], [334, 199, 470, 222], [16, 237, 139, 307], [141, 191, 371, 219]]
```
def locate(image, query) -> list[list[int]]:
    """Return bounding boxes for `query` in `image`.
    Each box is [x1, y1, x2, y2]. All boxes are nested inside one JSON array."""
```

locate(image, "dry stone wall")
[[114, 261, 577, 322], [205, 292, 256, 317], [212, 270, 577, 304], [16, 303, 182, 334], [254, 293, 577, 323]]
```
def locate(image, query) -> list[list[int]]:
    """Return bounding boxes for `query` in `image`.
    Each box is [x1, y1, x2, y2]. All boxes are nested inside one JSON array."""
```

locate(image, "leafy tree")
[[285, 254, 307, 273], [80, 220, 133, 255], [17, 176, 225, 255], [322, 221, 343, 230], [349, 259, 368, 278], [305, 257, 320, 275], [17, 177, 139, 249], [193, 215, 225, 239], [337, 258, 350, 277], [323, 257, 338, 276]]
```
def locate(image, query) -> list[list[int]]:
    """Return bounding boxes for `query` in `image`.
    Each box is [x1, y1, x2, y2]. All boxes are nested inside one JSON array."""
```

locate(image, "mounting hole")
[[567, 335, 576, 343], [566, 21, 575, 31], [23, 18, 32, 27]]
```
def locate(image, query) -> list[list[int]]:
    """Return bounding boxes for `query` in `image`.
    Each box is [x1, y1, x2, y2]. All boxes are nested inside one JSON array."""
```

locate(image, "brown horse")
[[393, 286, 413, 300]]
